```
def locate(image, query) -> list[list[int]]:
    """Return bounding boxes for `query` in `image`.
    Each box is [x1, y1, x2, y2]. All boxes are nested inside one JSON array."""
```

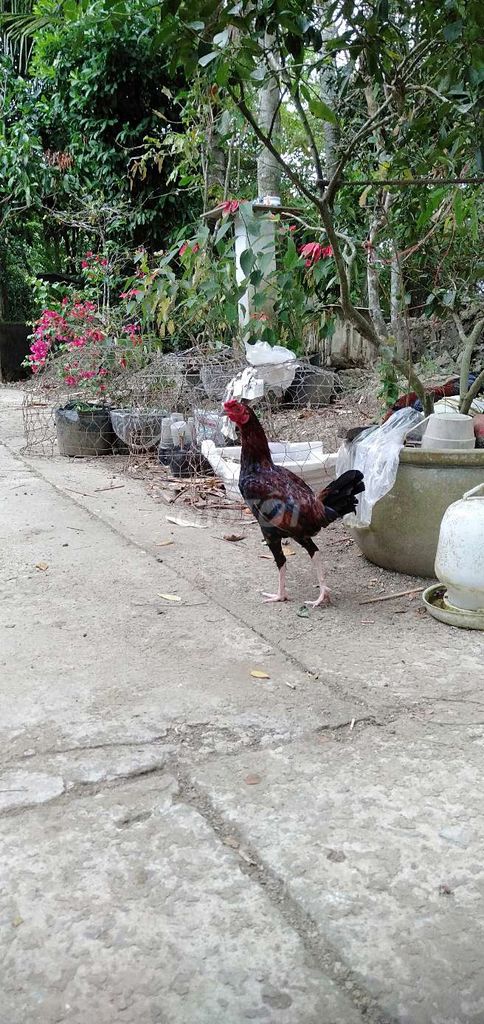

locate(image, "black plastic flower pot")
[[55, 405, 116, 457]]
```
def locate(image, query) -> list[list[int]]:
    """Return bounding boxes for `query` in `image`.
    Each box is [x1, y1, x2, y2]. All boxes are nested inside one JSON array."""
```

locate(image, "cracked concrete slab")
[[2, 392, 484, 1024], [192, 723, 484, 1024], [0, 745, 175, 812], [0, 775, 363, 1024], [0, 439, 361, 768]]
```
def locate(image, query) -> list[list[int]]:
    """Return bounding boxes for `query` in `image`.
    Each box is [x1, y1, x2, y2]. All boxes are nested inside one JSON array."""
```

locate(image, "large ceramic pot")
[[349, 448, 484, 578]]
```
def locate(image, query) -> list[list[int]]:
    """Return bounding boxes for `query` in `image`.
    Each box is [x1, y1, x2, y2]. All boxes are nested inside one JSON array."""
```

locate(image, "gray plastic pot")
[[284, 364, 335, 407], [55, 406, 115, 457], [349, 447, 484, 578]]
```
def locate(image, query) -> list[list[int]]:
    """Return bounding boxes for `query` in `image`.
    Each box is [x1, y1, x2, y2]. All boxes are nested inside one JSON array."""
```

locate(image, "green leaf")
[[417, 188, 446, 229], [307, 98, 338, 125], [239, 248, 256, 277], [453, 189, 465, 227], [213, 29, 230, 48], [214, 218, 232, 244], [198, 51, 219, 67], [443, 19, 463, 41]]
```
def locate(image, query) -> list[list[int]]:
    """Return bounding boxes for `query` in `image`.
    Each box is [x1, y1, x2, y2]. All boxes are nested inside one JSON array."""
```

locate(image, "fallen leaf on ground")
[[327, 849, 346, 863], [223, 534, 246, 542], [284, 548, 296, 556], [157, 593, 182, 602], [238, 849, 257, 865], [297, 605, 310, 618], [259, 553, 272, 560], [35, 562, 49, 571], [166, 516, 208, 529], [156, 540, 175, 547], [224, 836, 239, 849], [244, 773, 261, 785], [438, 883, 453, 896], [250, 669, 270, 679]]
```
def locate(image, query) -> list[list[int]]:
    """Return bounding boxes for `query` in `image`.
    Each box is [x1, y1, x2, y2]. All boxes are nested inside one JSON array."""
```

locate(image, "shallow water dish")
[[422, 583, 484, 630]]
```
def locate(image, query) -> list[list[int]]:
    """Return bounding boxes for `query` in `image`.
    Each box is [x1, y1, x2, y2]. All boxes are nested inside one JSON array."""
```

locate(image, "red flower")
[[221, 200, 240, 216], [120, 356, 127, 368], [299, 242, 333, 268], [179, 241, 200, 257], [289, 224, 297, 232]]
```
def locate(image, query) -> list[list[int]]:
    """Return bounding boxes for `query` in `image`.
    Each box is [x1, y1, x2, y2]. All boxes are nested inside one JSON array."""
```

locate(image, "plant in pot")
[[23, 255, 156, 456], [24, 297, 115, 456]]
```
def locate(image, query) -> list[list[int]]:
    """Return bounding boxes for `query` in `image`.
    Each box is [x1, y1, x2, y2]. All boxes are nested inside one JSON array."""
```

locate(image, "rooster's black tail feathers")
[[319, 470, 365, 524]]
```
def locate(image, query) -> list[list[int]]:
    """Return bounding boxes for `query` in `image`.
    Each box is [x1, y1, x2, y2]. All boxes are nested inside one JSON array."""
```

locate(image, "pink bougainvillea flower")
[[289, 224, 297, 232], [221, 199, 240, 216], [65, 375, 77, 387], [179, 242, 189, 256], [120, 356, 127, 368], [299, 241, 333, 268], [99, 258, 108, 267]]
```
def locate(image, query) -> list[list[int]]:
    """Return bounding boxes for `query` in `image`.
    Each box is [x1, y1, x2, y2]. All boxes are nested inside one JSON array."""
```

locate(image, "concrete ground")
[[1, 388, 484, 1024]]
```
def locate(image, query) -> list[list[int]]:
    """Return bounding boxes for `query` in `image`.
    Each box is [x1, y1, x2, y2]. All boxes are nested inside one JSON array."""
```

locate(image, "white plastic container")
[[435, 482, 484, 611], [434, 397, 484, 416], [421, 412, 475, 452], [201, 439, 337, 500]]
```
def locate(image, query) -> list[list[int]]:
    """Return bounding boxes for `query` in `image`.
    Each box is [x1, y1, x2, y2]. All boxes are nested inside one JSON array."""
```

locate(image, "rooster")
[[223, 399, 364, 606]]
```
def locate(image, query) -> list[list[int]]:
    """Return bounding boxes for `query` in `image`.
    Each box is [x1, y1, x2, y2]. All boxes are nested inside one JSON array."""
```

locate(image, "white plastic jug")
[[435, 483, 484, 610]]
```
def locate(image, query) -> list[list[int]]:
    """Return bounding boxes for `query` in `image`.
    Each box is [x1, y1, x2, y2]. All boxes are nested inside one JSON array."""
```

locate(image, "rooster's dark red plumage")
[[223, 399, 364, 605]]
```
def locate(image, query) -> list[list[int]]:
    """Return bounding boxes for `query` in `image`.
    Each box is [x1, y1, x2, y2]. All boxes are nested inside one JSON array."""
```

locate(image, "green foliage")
[[377, 356, 402, 411], [28, 0, 199, 249]]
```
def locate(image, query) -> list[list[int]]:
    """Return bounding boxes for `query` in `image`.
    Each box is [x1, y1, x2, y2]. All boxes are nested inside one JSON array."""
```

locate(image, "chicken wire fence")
[[20, 349, 375, 518]]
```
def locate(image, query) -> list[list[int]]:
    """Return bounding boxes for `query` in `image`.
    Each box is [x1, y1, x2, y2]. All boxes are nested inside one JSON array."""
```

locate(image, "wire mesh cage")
[[19, 345, 380, 522]]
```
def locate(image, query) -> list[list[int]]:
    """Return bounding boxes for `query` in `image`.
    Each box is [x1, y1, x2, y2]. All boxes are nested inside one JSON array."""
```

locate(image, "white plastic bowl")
[[201, 440, 337, 500]]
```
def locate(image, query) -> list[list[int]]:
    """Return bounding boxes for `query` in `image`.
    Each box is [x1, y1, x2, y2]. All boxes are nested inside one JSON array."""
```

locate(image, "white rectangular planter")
[[201, 439, 337, 501]]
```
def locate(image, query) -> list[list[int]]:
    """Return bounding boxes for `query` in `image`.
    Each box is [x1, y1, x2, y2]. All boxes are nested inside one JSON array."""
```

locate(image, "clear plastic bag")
[[335, 407, 423, 527], [193, 409, 226, 447]]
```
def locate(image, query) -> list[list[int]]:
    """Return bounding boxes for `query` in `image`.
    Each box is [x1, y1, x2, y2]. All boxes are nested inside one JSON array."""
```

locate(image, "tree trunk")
[[319, 36, 340, 179], [204, 101, 227, 208], [257, 33, 281, 198], [366, 201, 388, 341]]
